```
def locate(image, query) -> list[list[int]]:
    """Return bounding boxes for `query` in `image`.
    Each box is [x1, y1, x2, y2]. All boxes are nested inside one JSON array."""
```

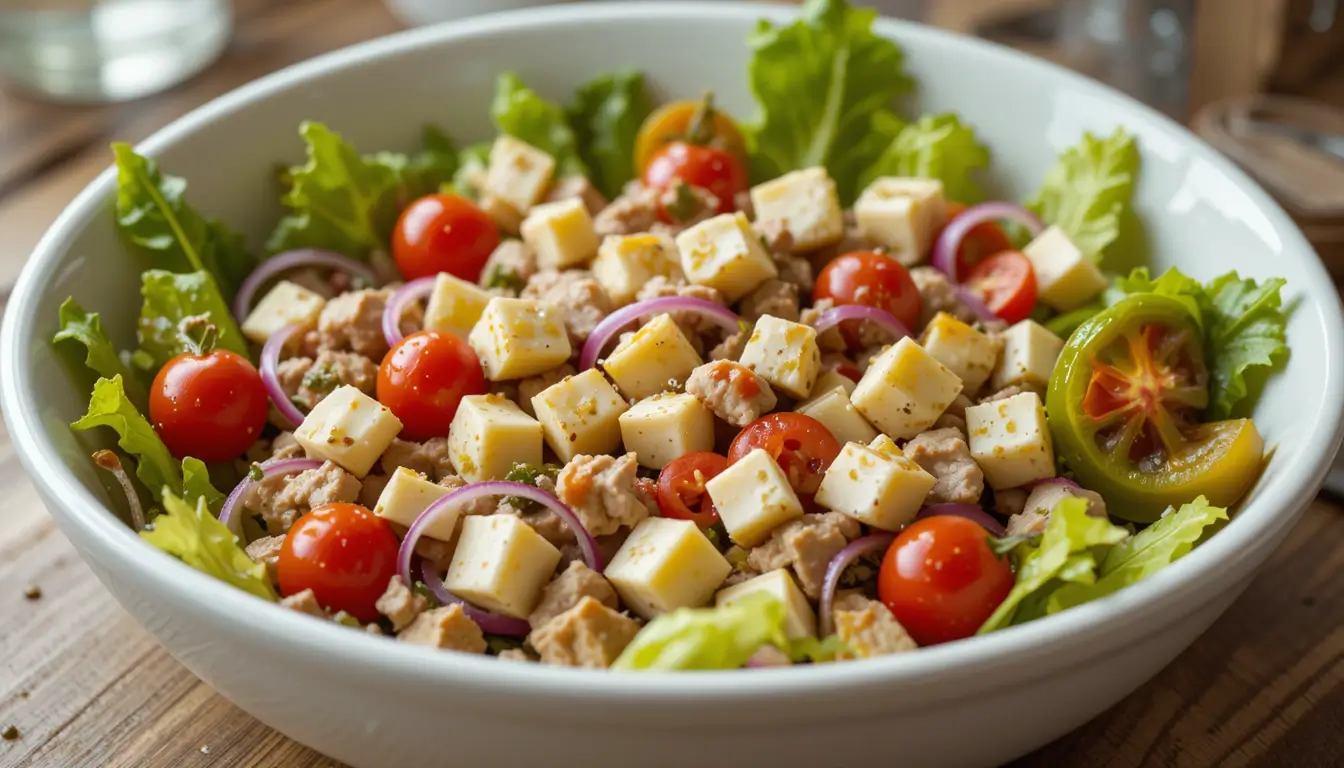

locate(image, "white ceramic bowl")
[[4, 4, 1343, 767]]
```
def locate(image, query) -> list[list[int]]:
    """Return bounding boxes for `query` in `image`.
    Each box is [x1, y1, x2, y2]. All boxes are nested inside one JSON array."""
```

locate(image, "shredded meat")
[[1006, 482, 1109, 538], [555, 453, 655, 536], [903, 428, 985, 505], [754, 218, 795, 255], [528, 596, 641, 668], [397, 605, 487, 653], [832, 592, 918, 657], [280, 589, 327, 618], [358, 473, 391, 509], [376, 575, 429, 633], [521, 270, 612, 344], [479, 240, 538, 291], [545, 175, 609, 216], [739, 279, 801, 323], [244, 535, 285, 585], [498, 501, 577, 550], [248, 460, 362, 535], [317, 288, 393, 360], [594, 184, 660, 237], [746, 512, 861, 599], [274, 350, 378, 411], [517, 364, 576, 417], [709, 329, 750, 362], [685, 360, 778, 427], [909, 267, 981, 330], [635, 276, 731, 346], [379, 438, 456, 482], [527, 561, 619, 631]]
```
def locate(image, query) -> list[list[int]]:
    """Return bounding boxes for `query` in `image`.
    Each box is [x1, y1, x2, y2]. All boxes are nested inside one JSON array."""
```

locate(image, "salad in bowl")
[[55, 0, 1288, 671]]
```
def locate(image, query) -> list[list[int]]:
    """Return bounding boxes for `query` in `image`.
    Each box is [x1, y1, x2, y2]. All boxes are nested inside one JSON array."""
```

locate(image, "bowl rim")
[[4, 0, 1343, 704]]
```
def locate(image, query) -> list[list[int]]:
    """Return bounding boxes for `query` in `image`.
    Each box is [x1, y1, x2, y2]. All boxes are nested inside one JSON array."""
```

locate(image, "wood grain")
[[2, 1, 1343, 767]]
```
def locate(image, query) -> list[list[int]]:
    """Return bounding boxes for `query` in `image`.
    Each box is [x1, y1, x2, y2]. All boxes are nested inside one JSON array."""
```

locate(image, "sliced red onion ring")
[[219, 457, 323, 533], [580, 296, 740, 370], [382, 276, 436, 348], [930, 202, 1045, 283], [419, 559, 531, 636], [233, 249, 379, 322], [818, 533, 896, 637], [809, 304, 911, 342], [951, 283, 1001, 325], [259, 324, 306, 428], [916, 503, 1007, 538]]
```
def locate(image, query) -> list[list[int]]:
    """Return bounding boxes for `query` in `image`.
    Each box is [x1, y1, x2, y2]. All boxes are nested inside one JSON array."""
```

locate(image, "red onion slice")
[[817, 533, 896, 637], [951, 283, 1001, 325], [916, 503, 1008, 537], [579, 297, 740, 370], [219, 457, 323, 533], [809, 304, 912, 342], [418, 559, 531, 636], [259, 324, 306, 428], [382, 276, 436, 348], [233, 249, 379, 322], [930, 202, 1045, 282]]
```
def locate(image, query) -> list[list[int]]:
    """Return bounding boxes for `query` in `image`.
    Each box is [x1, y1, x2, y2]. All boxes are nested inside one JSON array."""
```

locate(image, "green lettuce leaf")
[[141, 489, 276, 601], [53, 298, 133, 384], [745, 0, 914, 202], [452, 141, 493, 199], [567, 70, 652, 198], [404, 124, 460, 197], [1027, 128, 1138, 263], [1109, 266, 1206, 326], [1044, 302, 1104, 340], [137, 270, 249, 370], [860, 113, 990, 203], [181, 457, 225, 515], [612, 592, 788, 671], [1203, 273, 1289, 419], [72, 376, 182, 505], [492, 72, 586, 177]]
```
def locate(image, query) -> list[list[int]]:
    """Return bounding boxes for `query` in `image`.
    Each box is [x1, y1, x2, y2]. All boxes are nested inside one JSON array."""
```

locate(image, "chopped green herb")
[[247, 463, 264, 482], [300, 365, 339, 394], [484, 265, 526, 293], [412, 581, 435, 602], [503, 462, 561, 510], [662, 181, 703, 224]]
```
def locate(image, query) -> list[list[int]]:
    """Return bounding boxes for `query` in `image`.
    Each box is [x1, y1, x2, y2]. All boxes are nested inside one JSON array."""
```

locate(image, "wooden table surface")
[[3, 1, 1343, 766]]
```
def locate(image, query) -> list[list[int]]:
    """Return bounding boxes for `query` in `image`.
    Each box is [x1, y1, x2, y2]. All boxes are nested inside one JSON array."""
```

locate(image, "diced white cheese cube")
[[447, 394, 543, 482], [748, 167, 845, 252], [675, 212, 778, 301], [293, 385, 403, 478], [520, 197, 600, 270], [815, 440, 935, 531], [605, 517, 732, 620], [965, 391, 1055, 490], [530, 368, 628, 462], [372, 467, 455, 540], [591, 233, 682, 307], [851, 338, 964, 440], [241, 280, 326, 344], [806, 368, 857, 402], [483, 135, 556, 215], [990, 319, 1064, 392], [738, 315, 822, 398], [618, 392, 715, 469], [1022, 226, 1107, 311], [868, 434, 903, 459], [705, 448, 805, 547], [796, 387, 879, 447], [715, 568, 816, 640], [601, 313, 703, 400], [423, 272, 494, 339], [854, 177, 947, 262], [921, 312, 1000, 394], [467, 297, 572, 380], [442, 514, 562, 619]]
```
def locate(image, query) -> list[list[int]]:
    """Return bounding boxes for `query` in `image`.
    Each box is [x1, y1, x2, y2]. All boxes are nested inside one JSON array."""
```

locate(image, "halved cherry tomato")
[[813, 251, 922, 347], [728, 413, 841, 506], [633, 98, 748, 176], [643, 142, 747, 216], [878, 516, 1015, 646], [150, 348, 268, 463], [965, 250, 1037, 324], [392, 193, 500, 282], [834, 363, 864, 384], [939, 201, 1014, 277], [278, 503, 400, 623], [656, 452, 729, 528], [377, 330, 487, 442]]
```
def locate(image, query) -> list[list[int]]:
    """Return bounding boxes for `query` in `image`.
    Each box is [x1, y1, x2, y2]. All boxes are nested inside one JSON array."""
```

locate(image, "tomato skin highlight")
[[149, 350, 269, 463], [965, 250, 1038, 324], [939, 201, 1014, 277], [277, 503, 400, 623], [728, 413, 841, 506], [813, 251, 922, 346], [656, 452, 729, 528], [377, 330, 487, 442], [392, 193, 500, 283], [878, 516, 1014, 646], [633, 99, 748, 177], [642, 142, 747, 215]]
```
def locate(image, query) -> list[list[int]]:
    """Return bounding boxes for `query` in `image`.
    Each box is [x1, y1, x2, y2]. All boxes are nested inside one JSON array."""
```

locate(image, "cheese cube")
[[815, 441, 935, 531], [605, 517, 732, 619], [851, 338, 964, 440], [520, 197, 599, 270], [601, 313, 703, 400], [675, 212, 778, 301], [705, 448, 805, 547], [467, 297, 572, 380], [447, 394, 542, 482], [806, 368, 857, 402], [241, 280, 326, 344], [965, 391, 1055, 490], [1022, 226, 1107, 311], [483, 135, 556, 215], [442, 515, 562, 619], [372, 467, 455, 541], [715, 569, 816, 640], [738, 315, 822, 398], [991, 320, 1064, 392], [530, 368, 628, 462], [921, 312, 1000, 394], [748, 167, 845, 252], [619, 392, 715, 469], [591, 233, 681, 306], [796, 387, 879, 447], [869, 434, 903, 459], [293, 385, 403, 478], [423, 272, 493, 339], [854, 177, 947, 262]]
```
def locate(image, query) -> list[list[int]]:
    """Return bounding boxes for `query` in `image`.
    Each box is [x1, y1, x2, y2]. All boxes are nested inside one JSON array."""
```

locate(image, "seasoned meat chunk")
[[1005, 481, 1108, 537], [275, 350, 379, 411], [248, 460, 362, 535], [685, 360, 778, 427], [747, 512, 860, 599], [527, 561, 620, 631], [555, 453, 655, 536], [754, 218, 795, 255], [528, 596, 641, 668], [909, 267, 980, 330], [635, 276, 731, 350], [995, 487, 1028, 519], [832, 592, 918, 657], [397, 605, 487, 653], [545, 175, 609, 216], [244, 534, 285, 585], [933, 393, 974, 433], [516, 364, 576, 417], [709, 329, 750, 362], [904, 428, 985, 505], [379, 438, 456, 482], [280, 588, 327, 618], [317, 288, 393, 360], [376, 575, 430, 633], [594, 184, 660, 237], [739, 279, 801, 323], [521, 270, 612, 344], [479, 240, 538, 291]]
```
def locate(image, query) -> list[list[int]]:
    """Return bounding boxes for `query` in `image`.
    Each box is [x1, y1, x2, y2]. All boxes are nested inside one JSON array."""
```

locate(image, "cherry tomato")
[[965, 250, 1038, 324], [813, 251, 922, 347], [656, 452, 729, 528], [878, 516, 1014, 646], [728, 413, 840, 506], [633, 98, 748, 175], [377, 330, 487, 442], [277, 503, 400, 623], [643, 142, 747, 215], [392, 193, 500, 282], [834, 363, 864, 384], [939, 201, 1014, 277], [149, 349, 268, 463]]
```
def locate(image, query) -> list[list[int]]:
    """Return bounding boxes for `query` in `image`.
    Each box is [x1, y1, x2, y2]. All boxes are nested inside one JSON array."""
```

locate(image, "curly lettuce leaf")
[[182, 457, 225, 515], [141, 489, 276, 601], [1203, 273, 1289, 419], [745, 0, 914, 202], [492, 72, 586, 177], [404, 124, 460, 197], [1108, 266, 1206, 326], [53, 298, 133, 384], [72, 376, 182, 505], [567, 70, 652, 198], [613, 592, 788, 671], [1028, 128, 1138, 263], [137, 270, 249, 370], [860, 113, 990, 203]]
